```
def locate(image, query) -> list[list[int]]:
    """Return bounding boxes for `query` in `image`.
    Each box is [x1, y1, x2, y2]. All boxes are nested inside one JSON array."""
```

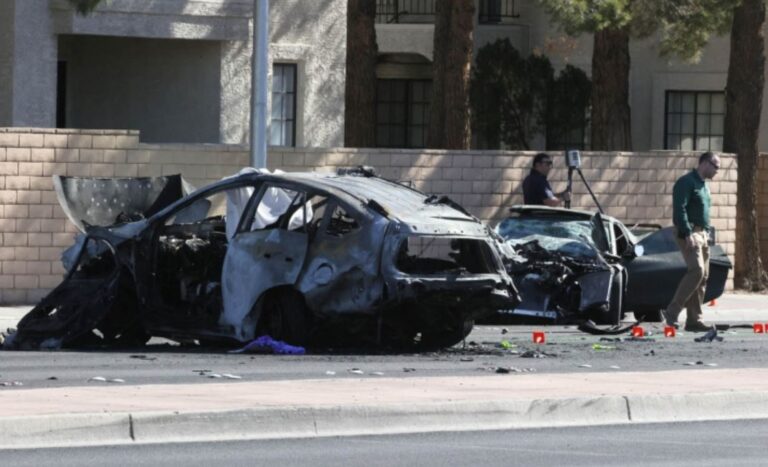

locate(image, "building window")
[[376, 79, 431, 148], [271, 63, 297, 147], [478, 0, 520, 24], [664, 91, 724, 151]]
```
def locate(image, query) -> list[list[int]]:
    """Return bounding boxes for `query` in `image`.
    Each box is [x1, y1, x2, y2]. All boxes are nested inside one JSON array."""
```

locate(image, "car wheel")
[[259, 289, 311, 346], [419, 318, 473, 350], [633, 309, 663, 322]]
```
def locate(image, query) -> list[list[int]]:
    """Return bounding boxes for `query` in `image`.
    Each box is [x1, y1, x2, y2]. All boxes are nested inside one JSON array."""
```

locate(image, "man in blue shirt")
[[522, 153, 569, 206]]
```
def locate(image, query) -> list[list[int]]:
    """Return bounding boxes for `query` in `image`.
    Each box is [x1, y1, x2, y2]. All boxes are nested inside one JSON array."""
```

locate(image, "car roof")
[[505, 205, 619, 223], [229, 171, 481, 227]]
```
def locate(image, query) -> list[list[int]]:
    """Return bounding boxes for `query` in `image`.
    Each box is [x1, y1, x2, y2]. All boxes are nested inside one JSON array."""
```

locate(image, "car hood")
[[53, 174, 193, 232]]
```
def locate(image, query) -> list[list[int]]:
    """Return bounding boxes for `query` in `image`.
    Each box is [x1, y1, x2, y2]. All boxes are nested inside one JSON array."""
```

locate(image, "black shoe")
[[684, 322, 713, 333]]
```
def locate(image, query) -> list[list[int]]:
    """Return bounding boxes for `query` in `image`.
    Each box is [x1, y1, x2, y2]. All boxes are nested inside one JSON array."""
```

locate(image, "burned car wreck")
[[493, 206, 732, 325], [5, 168, 520, 351]]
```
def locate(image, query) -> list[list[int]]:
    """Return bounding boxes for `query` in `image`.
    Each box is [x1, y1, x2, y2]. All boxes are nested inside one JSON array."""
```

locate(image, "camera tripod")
[[565, 166, 604, 214]]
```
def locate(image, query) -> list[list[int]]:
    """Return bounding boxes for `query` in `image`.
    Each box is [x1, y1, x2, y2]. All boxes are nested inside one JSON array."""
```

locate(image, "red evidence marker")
[[632, 326, 645, 338], [754, 323, 765, 334], [532, 331, 545, 344], [664, 326, 676, 338]]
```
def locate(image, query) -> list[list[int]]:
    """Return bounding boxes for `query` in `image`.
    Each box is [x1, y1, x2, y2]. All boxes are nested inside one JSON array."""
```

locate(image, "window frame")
[[270, 63, 298, 147], [663, 90, 725, 151], [375, 78, 432, 148]]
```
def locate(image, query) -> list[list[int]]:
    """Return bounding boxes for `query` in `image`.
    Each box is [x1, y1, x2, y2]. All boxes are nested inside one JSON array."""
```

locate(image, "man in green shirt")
[[664, 151, 721, 332]]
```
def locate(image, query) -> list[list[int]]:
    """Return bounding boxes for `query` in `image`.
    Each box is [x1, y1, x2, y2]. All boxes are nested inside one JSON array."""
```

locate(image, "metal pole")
[[250, 0, 269, 168]]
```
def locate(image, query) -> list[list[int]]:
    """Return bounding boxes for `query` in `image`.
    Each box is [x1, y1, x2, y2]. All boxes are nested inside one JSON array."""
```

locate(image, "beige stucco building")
[[0, 0, 347, 147]]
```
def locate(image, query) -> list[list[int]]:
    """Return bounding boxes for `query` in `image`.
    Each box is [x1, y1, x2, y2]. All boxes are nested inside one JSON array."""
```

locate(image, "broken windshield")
[[495, 217, 602, 259]]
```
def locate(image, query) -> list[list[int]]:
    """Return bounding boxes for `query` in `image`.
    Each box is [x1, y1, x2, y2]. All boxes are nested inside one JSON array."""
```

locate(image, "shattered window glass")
[[326, 205, 359, 237], [496, 217, 601, 259]]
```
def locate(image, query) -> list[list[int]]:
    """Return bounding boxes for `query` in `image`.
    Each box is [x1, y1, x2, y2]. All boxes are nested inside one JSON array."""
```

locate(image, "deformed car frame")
[[5, 168, 520, 350], [493, 205, 732, 325]]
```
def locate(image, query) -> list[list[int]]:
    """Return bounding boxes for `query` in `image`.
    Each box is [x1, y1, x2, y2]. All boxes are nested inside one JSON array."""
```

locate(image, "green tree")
[[546, 65, 591, 150], [427, 0, 475, 149], [67, 0, 101, 15], [536, 0, 740, 150], [470, 40, 554, 149]]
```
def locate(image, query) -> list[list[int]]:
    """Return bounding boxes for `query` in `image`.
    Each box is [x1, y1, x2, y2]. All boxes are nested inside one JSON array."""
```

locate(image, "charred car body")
[[5, 169, 520, 350], [494, 206, 732, 325]]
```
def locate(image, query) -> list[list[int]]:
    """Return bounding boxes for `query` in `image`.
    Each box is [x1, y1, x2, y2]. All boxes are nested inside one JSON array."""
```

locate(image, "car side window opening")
[[326, 204, 359, 237], [240, 185, 333, 236]]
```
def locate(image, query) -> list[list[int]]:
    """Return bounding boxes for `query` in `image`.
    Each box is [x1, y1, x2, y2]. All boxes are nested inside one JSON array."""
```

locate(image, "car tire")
[[633, 309, 663, 322], [259, 289, 311, 346], [419, 318, 473, 350]]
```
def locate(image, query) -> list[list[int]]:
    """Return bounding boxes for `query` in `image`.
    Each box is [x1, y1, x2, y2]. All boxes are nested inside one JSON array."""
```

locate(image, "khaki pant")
[[666, 230, 710, 325]]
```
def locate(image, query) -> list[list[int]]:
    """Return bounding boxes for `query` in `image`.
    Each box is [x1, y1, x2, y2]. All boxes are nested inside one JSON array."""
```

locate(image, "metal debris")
[[520, 349, 555, 358]]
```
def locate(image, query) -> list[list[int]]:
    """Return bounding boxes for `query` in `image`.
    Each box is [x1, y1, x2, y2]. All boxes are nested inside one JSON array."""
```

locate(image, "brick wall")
[[0, 128, 738, 304]]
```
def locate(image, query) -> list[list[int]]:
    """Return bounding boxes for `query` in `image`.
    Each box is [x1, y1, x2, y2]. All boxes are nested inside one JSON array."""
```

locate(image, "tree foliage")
[[538, 0, 742, 62], [470, 40, 591, 150], [546, 65, 591, 150], [67, 0, 102, 15], [470, 40, 553, 149]]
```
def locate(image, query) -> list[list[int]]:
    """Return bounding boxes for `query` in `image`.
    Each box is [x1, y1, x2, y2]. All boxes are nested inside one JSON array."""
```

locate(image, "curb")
[[3, 391, 768, 449]]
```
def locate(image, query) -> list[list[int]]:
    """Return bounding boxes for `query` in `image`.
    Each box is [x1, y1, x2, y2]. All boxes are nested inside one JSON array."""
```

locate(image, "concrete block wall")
[[0, 128, 738, 304]]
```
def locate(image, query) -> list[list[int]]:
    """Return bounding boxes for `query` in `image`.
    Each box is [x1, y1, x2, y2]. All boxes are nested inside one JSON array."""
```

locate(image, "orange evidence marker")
[[664, 326, 676, 338], [532, 331, 546, 344]]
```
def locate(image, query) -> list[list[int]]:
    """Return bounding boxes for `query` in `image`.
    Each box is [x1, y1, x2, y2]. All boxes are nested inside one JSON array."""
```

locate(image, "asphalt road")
[[4, 419, 767, 466], [2, 320, 768, 389]]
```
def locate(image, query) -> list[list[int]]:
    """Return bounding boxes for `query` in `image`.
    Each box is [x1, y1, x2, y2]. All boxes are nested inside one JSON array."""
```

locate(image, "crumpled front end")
[[377, 224, 520, 347], [4, 228, 144, 350], [497, 237, 617, 322]]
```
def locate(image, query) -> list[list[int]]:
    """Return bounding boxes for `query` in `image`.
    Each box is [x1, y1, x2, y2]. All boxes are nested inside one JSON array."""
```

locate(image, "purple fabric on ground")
[[229, 335, 306, 355]]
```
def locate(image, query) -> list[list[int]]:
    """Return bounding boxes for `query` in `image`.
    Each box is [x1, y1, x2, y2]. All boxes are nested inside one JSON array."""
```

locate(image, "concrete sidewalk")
[[2, 368, 768, 449]]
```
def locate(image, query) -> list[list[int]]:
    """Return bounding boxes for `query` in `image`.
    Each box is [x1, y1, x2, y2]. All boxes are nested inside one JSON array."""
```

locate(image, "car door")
[[624, 226, 732, 312], [220, 183, 311, 341]]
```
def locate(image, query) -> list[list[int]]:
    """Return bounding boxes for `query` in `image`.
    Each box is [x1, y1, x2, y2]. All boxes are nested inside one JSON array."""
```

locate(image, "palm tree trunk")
[[427, 0, 474, 149], [590, 27, 631, 150], [344, 0, 378, 148], [724, 0, 767, 291]]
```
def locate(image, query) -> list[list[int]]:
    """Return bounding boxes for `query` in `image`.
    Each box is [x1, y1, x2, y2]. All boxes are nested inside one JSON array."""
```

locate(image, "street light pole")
[[250, 0, 269, 168]]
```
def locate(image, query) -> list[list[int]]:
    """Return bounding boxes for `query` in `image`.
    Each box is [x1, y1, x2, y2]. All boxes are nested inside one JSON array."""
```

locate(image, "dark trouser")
[[666, 229, 710, 325]]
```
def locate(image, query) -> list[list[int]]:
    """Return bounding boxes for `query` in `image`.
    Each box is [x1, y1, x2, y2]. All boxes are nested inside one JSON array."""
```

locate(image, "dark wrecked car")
[[493, 206, 732, 325], [4, 168, 520, 351]]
